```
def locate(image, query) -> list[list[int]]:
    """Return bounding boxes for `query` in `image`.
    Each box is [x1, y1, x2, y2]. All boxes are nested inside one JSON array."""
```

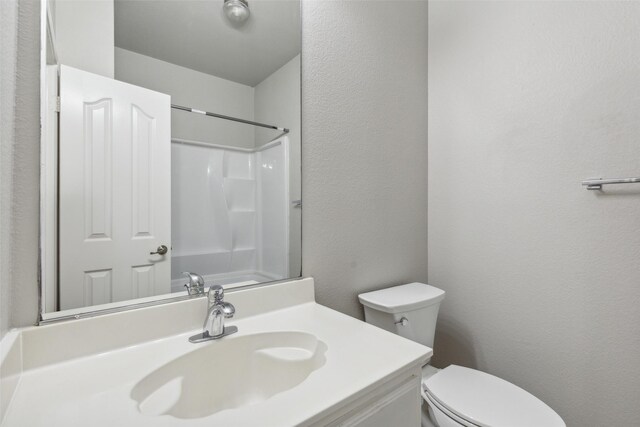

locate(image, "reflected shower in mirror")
[[41, 0, 301, 318]]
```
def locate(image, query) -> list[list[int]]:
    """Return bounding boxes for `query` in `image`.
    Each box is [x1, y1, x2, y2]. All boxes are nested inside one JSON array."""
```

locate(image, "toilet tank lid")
[[358, 283, 445, 314]]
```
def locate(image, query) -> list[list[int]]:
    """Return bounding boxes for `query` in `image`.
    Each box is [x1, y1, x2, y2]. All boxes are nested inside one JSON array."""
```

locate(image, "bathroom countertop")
[[2, 301, 431, 426]]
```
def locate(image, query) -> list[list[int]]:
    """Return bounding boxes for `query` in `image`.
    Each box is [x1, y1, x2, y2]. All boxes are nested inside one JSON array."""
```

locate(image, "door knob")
[[150, 245, 168, 255]]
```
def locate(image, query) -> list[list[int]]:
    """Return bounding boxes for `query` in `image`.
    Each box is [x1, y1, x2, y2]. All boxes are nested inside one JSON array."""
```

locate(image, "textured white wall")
[[254, 55, 301, 277], [428, 2, 640, 425], [115, 48, 255, 149], [0, 0, 19, 340], [0, 0, 41, 338], [301, 0, 429, 318]]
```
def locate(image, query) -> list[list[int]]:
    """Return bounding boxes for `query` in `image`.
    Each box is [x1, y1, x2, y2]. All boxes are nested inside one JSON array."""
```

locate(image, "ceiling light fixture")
[[224, 0, 250, 24]]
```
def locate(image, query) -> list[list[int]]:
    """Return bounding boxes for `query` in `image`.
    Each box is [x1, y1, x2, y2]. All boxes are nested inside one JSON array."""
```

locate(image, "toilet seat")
[[423, 389, 477, 427], [422, 365, 565, 427]]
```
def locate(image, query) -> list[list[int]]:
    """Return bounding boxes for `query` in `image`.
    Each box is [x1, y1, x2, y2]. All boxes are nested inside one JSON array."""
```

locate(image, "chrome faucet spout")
[[205, 305, 225, 337], [189, 285, 237, 343]]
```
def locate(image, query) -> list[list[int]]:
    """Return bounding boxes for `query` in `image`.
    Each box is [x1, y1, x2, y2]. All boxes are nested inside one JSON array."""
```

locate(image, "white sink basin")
[[3, 279, 431, 426], [130, 331, 327, 419]]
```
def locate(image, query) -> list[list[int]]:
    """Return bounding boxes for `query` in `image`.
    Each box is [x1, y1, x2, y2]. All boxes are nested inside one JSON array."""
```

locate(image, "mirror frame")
[[37, 0, 303, 324]]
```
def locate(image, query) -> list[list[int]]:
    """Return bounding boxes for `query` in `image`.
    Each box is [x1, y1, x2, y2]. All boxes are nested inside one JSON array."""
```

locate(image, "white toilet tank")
[[358, 283, 445, 348]]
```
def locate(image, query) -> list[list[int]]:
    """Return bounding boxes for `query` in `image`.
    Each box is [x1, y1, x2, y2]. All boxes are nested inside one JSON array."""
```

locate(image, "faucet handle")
[[208, 285, 224, 304], [221, 301, 235, 318], [207, 285, 234, 317]]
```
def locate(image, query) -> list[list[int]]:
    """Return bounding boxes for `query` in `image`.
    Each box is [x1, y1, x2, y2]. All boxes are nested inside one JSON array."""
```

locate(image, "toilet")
[[358, 283, 566, 427]]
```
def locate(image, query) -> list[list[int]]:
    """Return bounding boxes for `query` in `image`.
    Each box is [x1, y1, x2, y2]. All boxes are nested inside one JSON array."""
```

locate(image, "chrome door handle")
[[150, 245, 168, 255]]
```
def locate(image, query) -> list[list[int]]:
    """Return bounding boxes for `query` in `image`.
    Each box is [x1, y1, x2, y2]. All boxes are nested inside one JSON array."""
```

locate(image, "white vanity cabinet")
[[314, 367, 423, 427]]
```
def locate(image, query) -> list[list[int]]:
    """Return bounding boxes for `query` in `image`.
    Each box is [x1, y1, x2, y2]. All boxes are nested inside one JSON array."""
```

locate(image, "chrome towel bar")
[[581, 177, 640, 190]]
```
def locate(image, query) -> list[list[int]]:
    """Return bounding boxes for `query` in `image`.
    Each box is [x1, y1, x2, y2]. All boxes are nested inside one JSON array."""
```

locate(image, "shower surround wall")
[[255, 55, 301, 278], [116, 49, 302, 278], [171, 139, 289, 289]]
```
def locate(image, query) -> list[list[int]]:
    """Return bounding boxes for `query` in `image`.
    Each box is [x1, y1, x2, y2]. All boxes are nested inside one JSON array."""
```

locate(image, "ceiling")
[[114, 0, 301, 87]]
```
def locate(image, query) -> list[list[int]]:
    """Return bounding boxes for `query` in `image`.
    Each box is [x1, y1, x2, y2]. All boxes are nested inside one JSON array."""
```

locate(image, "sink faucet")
[[204, 285, 235, 336], [189, 285, 238, 343], [183, 272, 205, 296]]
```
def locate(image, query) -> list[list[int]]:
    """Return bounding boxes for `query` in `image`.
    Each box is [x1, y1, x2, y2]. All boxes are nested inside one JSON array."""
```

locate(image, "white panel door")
[[59, 65, 171, 310]]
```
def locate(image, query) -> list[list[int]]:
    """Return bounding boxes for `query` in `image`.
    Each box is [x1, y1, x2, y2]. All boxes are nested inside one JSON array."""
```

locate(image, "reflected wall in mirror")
[[41, 0, 301, 319]]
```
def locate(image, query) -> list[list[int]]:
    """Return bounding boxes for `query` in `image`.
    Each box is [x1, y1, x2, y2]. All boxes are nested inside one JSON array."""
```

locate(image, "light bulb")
[[224, 0, 250, 24]]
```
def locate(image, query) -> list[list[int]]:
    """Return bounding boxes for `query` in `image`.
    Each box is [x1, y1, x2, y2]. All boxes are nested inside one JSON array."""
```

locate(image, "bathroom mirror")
[[39, 0, 301, 321]]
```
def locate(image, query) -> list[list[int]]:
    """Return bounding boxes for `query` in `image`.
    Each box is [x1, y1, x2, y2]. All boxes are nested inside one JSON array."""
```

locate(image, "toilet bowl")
[[358, 283, 565, 427]]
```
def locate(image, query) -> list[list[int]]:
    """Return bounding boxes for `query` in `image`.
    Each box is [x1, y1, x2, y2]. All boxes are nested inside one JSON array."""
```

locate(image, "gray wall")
[[428, 1, 640, 426], [55, 0, 114, 78], [301, 0, 429, 318], [0, 0, 41, 339]]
